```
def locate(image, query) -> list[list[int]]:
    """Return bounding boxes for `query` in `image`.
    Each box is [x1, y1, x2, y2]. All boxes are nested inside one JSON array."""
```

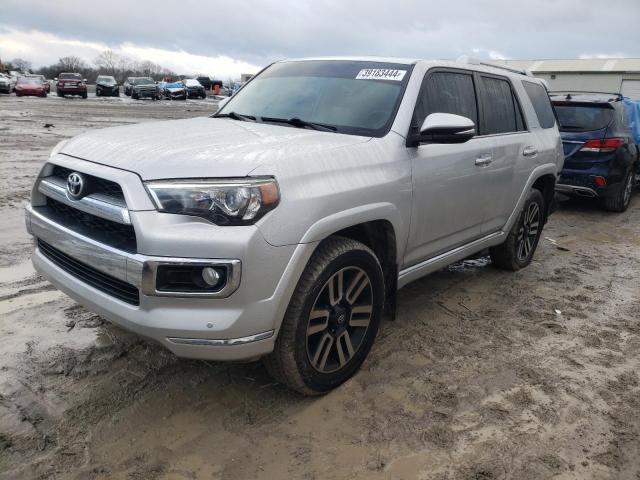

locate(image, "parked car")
[[159, 81, 187, 100], [123, 77, 137, 96], [131, 77, 160, 100], [196, 76, 212, 91], [55, 73, 87, 98], [0, 73, 14, 93], [15, 76, 47, 97], [96, 75, 120, 97], [26, 74, 50, 93], [551, 92, 640, 212], [185, 79, 206, 99], [25, 58, 562, 395]]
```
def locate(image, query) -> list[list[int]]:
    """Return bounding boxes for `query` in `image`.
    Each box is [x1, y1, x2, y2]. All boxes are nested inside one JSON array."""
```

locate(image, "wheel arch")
[[503, 164, 558, 234], [322, 219, 398, 319], [532, 173, 556, 223]]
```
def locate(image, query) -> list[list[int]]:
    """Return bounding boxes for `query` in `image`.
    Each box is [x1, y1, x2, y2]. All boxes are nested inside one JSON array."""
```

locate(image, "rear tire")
[[604, 169, 634, 212], [490, 188, 545, 271], [263, 237, 385, 395]]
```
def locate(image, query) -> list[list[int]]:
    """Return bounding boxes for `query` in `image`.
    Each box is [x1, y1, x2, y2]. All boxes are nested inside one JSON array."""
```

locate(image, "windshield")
[[554, 104, 614, 132], [134, 77, 155, 85], [97, 76, 116, 83], [217, 60, 413, 137], [60, 73, 81, 80], [18, 77, 40, 85]]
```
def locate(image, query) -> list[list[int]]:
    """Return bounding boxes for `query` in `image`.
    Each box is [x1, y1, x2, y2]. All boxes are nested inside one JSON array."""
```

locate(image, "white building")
[[494, 58, 640, 99]]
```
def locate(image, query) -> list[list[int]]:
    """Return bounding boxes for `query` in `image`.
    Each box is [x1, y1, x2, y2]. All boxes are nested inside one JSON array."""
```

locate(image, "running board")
[[397, 231, 505, 289]]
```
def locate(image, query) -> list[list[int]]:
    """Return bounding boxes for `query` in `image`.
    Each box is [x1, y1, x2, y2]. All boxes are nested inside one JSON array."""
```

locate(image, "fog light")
[[202, 267, 221, 286]]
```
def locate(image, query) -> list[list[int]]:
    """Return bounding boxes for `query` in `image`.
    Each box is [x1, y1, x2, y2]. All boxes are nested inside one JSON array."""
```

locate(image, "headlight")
[[145, 177, 280, 225]]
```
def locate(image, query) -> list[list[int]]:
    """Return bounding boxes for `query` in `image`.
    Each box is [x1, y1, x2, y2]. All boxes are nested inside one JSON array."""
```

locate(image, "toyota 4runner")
[[26, 58, 563, 394]]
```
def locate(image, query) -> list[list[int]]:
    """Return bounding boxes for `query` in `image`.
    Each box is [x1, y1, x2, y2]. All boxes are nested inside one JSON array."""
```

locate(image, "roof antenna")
[[566, 93, 572, 100]]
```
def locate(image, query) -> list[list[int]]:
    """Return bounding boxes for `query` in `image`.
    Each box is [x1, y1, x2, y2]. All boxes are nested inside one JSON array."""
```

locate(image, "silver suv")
[[26, 57, 563, 394]]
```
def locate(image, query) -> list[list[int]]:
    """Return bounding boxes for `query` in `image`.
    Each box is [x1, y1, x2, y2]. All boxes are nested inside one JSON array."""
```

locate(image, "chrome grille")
[[51, 165, 124, 202], [40, 197, 137, 253]]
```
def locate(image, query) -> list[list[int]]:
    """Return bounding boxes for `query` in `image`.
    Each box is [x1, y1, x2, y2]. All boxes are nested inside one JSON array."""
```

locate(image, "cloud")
[[1, 0, 639, 73], [0, 27, 260, 78]]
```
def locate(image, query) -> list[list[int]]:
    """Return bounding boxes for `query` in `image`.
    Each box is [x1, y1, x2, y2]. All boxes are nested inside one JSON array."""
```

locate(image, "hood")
[[59, 117, 371, 180], [166, 86, 185, 92], [98, 81, 117, 86]]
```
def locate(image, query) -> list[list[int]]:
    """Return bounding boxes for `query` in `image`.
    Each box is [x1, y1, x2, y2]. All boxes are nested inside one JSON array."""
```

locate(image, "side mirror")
[[54, 77, 58, 81], [216, 97, 230, 111], [414, 113, 476, 145]]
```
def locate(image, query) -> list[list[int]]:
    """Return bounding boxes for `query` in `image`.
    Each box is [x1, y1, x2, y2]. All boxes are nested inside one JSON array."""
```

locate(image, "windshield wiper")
[[262, 117, 337, 132], [215, 111, 257, 122]]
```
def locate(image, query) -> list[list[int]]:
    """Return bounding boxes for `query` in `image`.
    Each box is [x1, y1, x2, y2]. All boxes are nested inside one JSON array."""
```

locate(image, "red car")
[[15, 76, 47, 97]]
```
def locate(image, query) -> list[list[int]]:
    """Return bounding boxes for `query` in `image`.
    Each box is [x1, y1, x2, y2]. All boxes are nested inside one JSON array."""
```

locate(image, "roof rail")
[[456, 56, 533, 76], [478, 62, 534, 77], [548, 90, 624, 101]]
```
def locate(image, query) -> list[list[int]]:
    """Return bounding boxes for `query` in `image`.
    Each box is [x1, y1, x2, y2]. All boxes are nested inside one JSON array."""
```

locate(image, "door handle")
[[475, 154, 493, 166], [523, 146, 538, 157]]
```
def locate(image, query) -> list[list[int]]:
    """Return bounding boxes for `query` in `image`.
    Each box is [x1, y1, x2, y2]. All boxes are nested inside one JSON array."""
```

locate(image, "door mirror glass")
[[418, 113, 476, 144]]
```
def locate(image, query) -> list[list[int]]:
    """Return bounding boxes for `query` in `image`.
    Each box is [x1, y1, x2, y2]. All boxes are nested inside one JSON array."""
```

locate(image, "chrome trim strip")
[[166, 330, 274, 347], [27, 205, 242, 299], [555, 184, 598, 198], [38, 177, 131, 225], [398, 231, 504, 289]]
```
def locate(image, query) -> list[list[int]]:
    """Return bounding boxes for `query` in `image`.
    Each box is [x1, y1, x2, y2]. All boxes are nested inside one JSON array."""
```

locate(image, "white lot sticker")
[[356, 69, 407, 81]]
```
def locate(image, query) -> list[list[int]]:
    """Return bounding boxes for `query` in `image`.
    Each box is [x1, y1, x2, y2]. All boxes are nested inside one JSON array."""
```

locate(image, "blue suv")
[[552, 92, 639, 212]]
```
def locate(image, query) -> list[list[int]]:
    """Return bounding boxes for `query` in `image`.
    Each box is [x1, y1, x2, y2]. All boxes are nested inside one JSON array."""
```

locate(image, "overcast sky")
[[1, 0, 639, 78]]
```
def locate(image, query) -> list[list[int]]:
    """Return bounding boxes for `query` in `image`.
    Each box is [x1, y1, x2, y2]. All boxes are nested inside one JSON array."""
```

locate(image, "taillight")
[[580, 138, 624, 153]]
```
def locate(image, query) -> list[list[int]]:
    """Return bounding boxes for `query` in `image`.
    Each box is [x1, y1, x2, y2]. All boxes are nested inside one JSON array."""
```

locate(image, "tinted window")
[[59, 73, 81, 80], [418, 71, 478, 126], [553, 104, 614, 132], [219, 61, 413, 137], [478, 76, 525, 135], [523, 81, 556, 129]]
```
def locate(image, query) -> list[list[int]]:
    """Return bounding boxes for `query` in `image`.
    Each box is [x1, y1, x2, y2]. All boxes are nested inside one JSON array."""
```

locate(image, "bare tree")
[[58, 56, 87, 72], [94, 49, 120, 76], [10, 58, 32, 72]]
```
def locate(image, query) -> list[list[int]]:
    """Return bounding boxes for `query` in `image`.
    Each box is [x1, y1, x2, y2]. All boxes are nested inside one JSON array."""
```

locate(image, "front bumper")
[[134, 88, 158, 98], [25, 190, 315, 360], [97, 86, 119, 95]]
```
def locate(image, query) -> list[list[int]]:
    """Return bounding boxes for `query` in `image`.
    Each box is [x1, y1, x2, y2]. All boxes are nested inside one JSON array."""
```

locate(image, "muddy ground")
[[0, 94, 639, 480]]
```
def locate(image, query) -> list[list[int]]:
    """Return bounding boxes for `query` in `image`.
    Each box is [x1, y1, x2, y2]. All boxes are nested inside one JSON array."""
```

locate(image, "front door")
[[404, 69, 490, 267]]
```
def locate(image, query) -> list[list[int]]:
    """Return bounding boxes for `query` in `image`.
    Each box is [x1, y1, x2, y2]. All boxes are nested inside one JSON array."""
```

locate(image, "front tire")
[[490, 188, 545, 271], [604, 168, 634, 212], [263, 237, 385, 395]]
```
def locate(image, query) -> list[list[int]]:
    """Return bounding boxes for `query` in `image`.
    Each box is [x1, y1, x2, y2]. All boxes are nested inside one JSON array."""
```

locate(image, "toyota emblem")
[[66, 172, 85, 199]]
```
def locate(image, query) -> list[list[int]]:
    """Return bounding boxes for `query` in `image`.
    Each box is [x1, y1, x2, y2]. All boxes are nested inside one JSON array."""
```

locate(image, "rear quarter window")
[[523, 81, 556, 129]]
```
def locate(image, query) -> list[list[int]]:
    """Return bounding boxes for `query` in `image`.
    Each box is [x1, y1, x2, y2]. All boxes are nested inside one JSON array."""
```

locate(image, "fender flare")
[[503, 163, 557, 234], [298, 202, 405, 265]]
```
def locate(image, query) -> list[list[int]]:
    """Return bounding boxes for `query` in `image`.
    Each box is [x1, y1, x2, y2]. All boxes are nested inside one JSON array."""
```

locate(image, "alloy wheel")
[[517, 202, 540, 262], [623, 172, 633, 207], [306, 267, 373, 373]]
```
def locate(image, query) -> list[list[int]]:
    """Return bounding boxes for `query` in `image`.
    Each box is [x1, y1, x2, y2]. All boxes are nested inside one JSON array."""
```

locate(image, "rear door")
[[475, 74, 532, 233]]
